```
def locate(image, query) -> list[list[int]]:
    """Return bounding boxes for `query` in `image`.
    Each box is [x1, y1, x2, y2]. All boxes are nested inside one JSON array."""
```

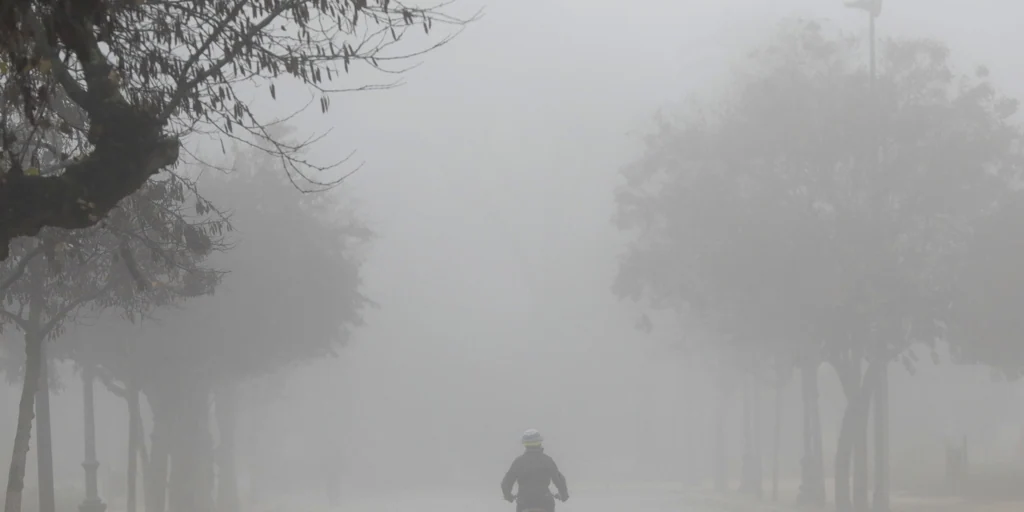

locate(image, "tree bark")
[[835, 362, 878, 512], [214, 386, 240, 512], [144, 400, 171, 512], [772, 366, 785, 502], [3, 332, 44, 512], [739, 371, 762, 498], [167, 387, 214, 512], [35, 340, 55, 512], [834, 393, 856, 512], [130, 384, 150, 470], [681, 352, 700, 487], [871, 363, 889, 512], [714, 379, 728, 493], [853, 400, 870, 512], [740, 372, 752, 494], [128, 387, 142, 512], [811, 368, 826, 505], [797, 359, 825, 506], [753, 376, 763, 499]]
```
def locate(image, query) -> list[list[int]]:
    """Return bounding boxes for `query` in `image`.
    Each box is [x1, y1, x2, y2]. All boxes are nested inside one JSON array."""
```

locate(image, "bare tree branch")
[[0, 244, 43, 292]]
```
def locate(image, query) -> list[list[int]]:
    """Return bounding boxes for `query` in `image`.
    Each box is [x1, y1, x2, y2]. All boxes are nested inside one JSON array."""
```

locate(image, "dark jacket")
[[501, 447, 569, 512]]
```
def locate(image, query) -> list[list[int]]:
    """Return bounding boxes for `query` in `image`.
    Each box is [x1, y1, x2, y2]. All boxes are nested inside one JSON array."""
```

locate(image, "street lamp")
[[843, 0, 882, 87], [79, 364, 107, 512], [842, 4, 887, 512]]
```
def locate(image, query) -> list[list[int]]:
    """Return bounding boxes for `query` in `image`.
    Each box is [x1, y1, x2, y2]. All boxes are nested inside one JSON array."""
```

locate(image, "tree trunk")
[[853, 402, 870, 512], [773, 369, 784, 502], [35, 341, 55, 512], [0, 96, 180, 262], [853, 363, 876, 512], [871, 363, 889, 512], [130, 386, 149, 470], [811, 373, 825, 505], [797, 359, 825, 506], [128, 388, 141, 512], [145, 402, 171, 512], [714, 381, 728, 493], [835, 362, 877, 512], [740, 372, 752, 494], [80, 366, 105, 512], [3, 332, 43, 512], [739, 371, 761, 498], [753, 377, 763, 499], [834, 393, 857, 512], [214, 386, 240, 512], [167, 387, 214, 512], [681, 353, 700, 487]]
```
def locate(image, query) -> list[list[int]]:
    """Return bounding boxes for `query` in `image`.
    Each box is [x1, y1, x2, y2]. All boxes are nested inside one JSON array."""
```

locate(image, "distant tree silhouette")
[[76, 135, 371, 512], [613, 18, 1021, 512], [0, 173, 223, 512]]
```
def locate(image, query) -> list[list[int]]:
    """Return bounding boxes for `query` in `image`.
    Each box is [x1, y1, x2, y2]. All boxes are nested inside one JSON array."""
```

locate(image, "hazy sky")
[[7, 0, 1024, 508], [286, 0, 1024, 493], [336, 0, 1024, 362], [246, 0, 1024, 490]]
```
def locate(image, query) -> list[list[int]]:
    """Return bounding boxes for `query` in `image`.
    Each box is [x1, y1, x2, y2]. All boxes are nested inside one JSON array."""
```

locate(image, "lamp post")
[[79, 364, 107, 512], [843, 2, 888, 511], [843, 0, 882, 87]]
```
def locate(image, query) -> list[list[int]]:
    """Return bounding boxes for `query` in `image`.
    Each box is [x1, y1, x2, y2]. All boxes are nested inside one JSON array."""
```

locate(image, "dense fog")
[[4, 1, 1024, 512]]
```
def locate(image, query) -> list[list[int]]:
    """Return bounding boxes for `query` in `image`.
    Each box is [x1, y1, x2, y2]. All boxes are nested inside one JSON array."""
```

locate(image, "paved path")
[[252, 484, 1024, 512], [330, 486, 691, 512]]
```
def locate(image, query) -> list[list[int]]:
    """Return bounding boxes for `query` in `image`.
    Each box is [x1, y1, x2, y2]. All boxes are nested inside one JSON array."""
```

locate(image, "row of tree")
[[0, 2, 469, 512], [0, 134, 370, 512], [0, 0, 468, 260], [614, 19, 1024, 512]]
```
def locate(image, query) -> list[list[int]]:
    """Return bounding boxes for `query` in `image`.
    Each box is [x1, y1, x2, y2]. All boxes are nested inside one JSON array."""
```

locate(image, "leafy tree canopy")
[[76, 137, 371, 394], [613, 19, 1021, 372], [0, 172, 224, 378]]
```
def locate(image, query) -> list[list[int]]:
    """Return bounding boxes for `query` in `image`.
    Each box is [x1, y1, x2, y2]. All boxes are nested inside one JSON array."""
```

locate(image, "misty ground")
[[266, 484, 701, 512], [333, 487, 679, 512], [280, 482, 1024, 512], [8, 2, 1024, 512]]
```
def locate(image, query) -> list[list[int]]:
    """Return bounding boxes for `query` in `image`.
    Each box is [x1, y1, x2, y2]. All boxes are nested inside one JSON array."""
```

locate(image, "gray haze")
[[4, 0, 1024, 511]]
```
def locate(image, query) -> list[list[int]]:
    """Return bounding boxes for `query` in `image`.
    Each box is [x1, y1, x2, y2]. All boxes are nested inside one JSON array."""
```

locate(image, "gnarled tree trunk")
[[4, 332, 44, 512], [0, 66, 180, 261]]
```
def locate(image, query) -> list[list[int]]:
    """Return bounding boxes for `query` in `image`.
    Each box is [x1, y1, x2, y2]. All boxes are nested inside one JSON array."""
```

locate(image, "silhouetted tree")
[[949, 194, 1024, 378], [0, 172, 224, 512], [77, 136, 371, 512], [0, 0, 472, 259], [613, 18, 1020, 512]]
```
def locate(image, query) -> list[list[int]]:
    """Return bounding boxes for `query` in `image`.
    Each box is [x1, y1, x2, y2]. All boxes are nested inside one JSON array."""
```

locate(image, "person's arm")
[[501, 459, 519, 501], [550, 460, 568, 501]]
